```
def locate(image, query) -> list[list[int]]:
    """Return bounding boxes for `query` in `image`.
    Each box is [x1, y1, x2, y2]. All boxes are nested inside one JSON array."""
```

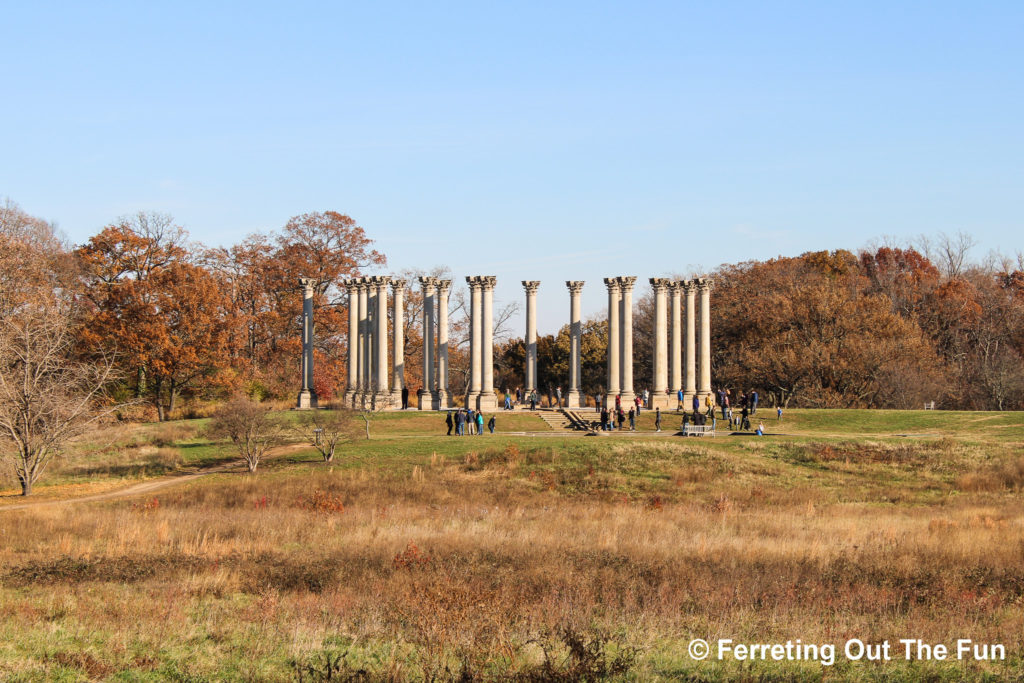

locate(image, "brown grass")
[[2, 447, 1024, 680]]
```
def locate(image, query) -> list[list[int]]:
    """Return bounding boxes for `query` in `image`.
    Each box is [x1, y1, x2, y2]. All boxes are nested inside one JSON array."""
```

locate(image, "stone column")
[[357, 280, 369, 406], [367, 282, 377, 401], [436, 279, 452, 408], [522, 281, 540, 397], [669, 280, 682, 404], [479, 276, 498, 410], [418, 277, 436, 410], [683, 280, 697, 406], [618, 276, 637, 407], [697, 278, 713, 401], [566, 281, 585, 408], [649, 278, 670, 408], [296, 277, 318, 409], [373, 277, 391, 407], [345, 279, 359, 407], [604, 278, 621, 407], [466, 276, 482, 408], [390, 279, 406, 406]]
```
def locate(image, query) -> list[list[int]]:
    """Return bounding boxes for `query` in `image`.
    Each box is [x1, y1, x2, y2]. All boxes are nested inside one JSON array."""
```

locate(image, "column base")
[[476, 392, 498, 412], [296, 391, 318, 410], [391, 390, 404, 409], [619, 391, 636, 408], [436, 390, 452, 409], [649, 393, 672, 409], [373, 392, 394, 410], [566, 390, 586, 409], [417, 389, 436, 410]]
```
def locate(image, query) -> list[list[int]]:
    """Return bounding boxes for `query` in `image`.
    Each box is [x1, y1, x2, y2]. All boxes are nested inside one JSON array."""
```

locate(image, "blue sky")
[[3, 1, 1022, 333]]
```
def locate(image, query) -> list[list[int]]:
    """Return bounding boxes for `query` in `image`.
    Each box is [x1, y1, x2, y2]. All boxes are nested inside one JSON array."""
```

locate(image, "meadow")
[[1, 408, 1023, 681]]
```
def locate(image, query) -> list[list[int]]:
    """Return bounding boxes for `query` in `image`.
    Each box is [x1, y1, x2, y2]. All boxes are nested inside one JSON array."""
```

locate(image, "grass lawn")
[[0, 408, 1022, 680]]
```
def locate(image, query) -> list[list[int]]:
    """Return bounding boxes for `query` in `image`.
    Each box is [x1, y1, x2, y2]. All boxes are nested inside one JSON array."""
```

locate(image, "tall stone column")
[[296, 277, 318, 409], [669, 280, 682, 403], [697, 278, 713, 401], [364, 284, 376, 409], [618, 276, 637, 407], [522, 281, 540, 396], [683, 280, 697, 406], [466, 277, 483, 408], [418, 277, 436, 410], [479, 276, 498, 410], [649, 278, 670, 408], [373, 277, 391, 407], [345, 279, 359, 407], [390, 279, 406, 406], [357, 280, 369, 406], [436, 279, 452, 408], [566, 281, 585, 408], [604, 278, 621, 408]]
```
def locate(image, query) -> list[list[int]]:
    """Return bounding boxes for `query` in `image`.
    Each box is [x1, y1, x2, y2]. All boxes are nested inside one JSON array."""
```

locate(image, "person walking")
[[741, 404, 750, 431], [677, 389, 684, 411], [504, 393, 512, 410], [692, 394, 699, 413], [704, 393, 714, 416], [655, 407, 662, 432], [628, 407, 635, 430], [445, 411, 453, 436], [476, 411, 484, 435], [488, 415, 496, 434]]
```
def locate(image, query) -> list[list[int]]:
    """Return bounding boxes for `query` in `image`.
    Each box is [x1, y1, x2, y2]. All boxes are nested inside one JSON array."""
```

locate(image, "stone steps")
[[534, 410, 574, 432]]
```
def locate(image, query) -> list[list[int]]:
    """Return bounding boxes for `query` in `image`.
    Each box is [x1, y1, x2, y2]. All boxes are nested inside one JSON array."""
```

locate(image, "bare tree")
[[208, 396, 283, 472], [0, 304, 121, 495], [295, 408, 358, 461]]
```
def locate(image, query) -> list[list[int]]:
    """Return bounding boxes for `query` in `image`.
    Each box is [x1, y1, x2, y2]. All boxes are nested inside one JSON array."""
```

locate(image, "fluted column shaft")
[[436, 280, 451, 407], [650, 278, 669, 408], [566, 281, 584, 408], [479, 276, 497, 410], [374, 278, 390, 404], [618, 276, 636, 405], [357, 282, 369, 399], [523, 281, 539, 394], [467, 277, 482, 406], [391, 280, 406, 404], [604, 278, 621, 407], [698, 279, 713, 400], [670, 282, 682, 398], [418, 277, 436, 410], [346, 280, 359, 405], [683, 281, 697, 405]]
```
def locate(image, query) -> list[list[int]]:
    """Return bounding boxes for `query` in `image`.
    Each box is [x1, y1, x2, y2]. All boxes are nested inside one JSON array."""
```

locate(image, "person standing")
[[628, 407, 635, 430], [488, 415, 496, 434], [677, 388, 684, 411], [476, 411, 484, 435], [466, 409, 475, 435], [600, 407, 609, 430], [777, 406, 783, 422], [504, 393, 512, 410], [455, 409, 465, 436], [751, 390, 759, 415], [529, 390, 537, 411], [692, 394, 699, 413], [655, 407, 662, 432], [445, 411, 453, 436], [556, 385, 562, 408], [642, 388, 649, 409], [634, 395, 642, 415], [617, 408, 626, 431], [401, 386, 409, 410]]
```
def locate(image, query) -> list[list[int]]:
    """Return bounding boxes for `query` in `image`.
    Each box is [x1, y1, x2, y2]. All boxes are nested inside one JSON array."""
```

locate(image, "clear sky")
[[3, 1, 1022, 333]]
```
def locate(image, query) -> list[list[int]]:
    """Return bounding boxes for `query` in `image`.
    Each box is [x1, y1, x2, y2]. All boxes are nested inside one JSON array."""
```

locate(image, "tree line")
[[2, 199, 1022, 492]]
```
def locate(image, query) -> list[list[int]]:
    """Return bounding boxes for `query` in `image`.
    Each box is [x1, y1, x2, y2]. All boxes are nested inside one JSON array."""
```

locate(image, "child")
[[777, 406, 783, 422], [756, 421, 765, 436]]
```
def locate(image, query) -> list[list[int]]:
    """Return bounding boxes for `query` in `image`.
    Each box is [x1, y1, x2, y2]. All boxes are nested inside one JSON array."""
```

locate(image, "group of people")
[[445, 408, 496, 436], [597, 397, 664, 432], [500, 387, 549, 410]]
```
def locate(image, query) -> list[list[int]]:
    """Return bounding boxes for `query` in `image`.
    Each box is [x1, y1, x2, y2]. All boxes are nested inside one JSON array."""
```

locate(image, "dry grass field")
[[1, 409, 1023, 681]]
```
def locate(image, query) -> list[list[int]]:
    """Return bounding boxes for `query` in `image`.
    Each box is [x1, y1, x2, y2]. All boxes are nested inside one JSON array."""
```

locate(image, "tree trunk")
[[20, 476, 31, 496]]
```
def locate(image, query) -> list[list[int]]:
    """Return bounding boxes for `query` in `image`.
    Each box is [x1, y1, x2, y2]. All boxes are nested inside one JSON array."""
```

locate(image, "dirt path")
[[0, 444, 309, 513]]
